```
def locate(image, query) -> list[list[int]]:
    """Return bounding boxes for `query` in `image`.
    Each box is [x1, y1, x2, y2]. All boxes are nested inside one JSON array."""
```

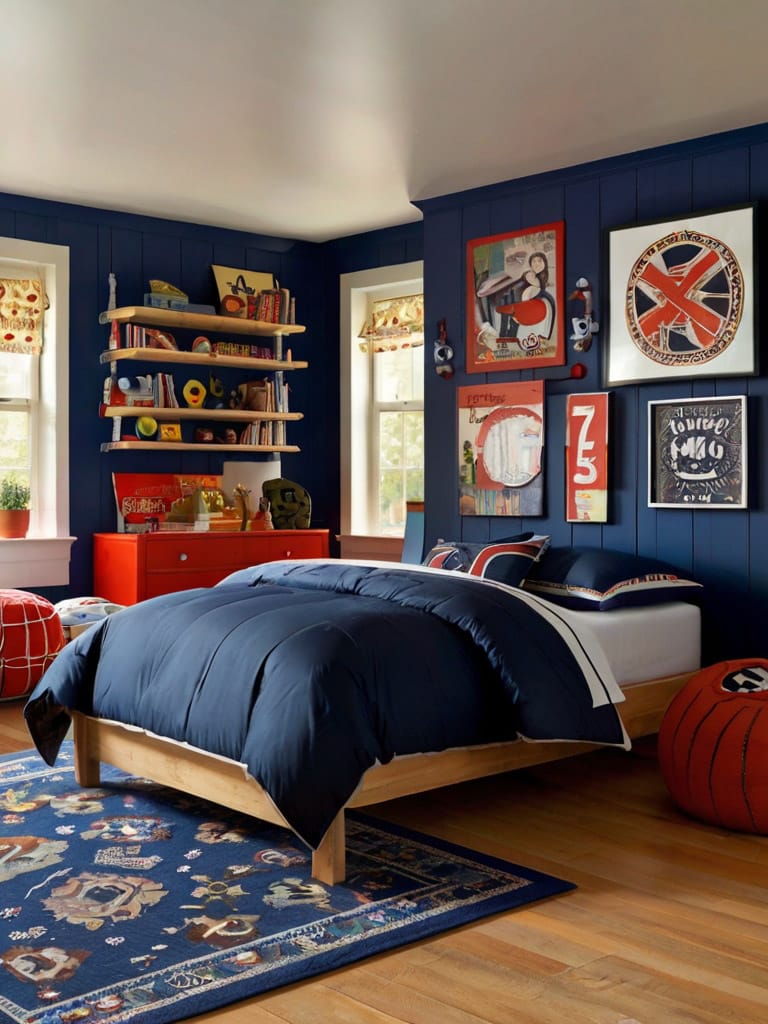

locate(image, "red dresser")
[[93, 530, 330, 606]]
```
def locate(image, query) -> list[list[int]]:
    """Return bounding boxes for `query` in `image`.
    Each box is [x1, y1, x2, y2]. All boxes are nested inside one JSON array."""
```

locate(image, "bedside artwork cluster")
[[460, 203, 755, 518], [606, 204, 754, 511]]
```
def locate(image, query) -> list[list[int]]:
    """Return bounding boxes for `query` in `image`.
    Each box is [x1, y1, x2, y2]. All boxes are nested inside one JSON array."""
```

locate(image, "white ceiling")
[[4, 0, 768, 243]]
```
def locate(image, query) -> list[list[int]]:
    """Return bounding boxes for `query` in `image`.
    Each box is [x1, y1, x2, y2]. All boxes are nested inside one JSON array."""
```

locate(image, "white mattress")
[[559, 600, 701, 686], [325, 560, 702, 690]]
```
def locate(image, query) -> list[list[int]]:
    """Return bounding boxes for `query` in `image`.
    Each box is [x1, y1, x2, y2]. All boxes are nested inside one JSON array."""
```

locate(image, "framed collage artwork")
[[466, 222, 565, 373], [458, 381, 544, 516], [605, 204, 757, 386], [647, 395, 747, 509]]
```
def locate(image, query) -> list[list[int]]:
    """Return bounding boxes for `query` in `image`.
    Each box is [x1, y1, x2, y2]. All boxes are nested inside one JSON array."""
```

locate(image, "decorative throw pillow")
[[522, 547, 703, 611], [422, 533, 550, 587]]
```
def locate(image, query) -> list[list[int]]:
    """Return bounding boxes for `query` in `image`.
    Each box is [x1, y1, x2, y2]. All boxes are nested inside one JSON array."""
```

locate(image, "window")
[[372, 342, 424, 536], [0, 352, 35, 488], [0, 237, 73, 588], [340, 262, 424, 555]]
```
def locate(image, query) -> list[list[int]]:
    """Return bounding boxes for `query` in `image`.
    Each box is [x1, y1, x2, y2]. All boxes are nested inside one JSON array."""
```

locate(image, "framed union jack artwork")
[[605, 204, 757, 386]]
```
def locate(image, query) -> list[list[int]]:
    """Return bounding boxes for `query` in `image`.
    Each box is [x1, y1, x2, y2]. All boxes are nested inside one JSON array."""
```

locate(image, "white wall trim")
[[0, 236, 72, 587], [339, 260, 423, 537]]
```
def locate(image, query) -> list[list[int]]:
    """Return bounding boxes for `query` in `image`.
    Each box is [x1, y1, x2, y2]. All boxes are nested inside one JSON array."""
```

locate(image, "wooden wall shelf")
[[102, 406, 302, 422], [100, 306, 306, 337], [100, 441, 300, 453], [100, 348, 307, 371], [99, 305, 307, 455]]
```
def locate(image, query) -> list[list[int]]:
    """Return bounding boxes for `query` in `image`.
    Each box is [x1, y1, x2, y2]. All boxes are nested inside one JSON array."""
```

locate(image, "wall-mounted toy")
[[434, 318, 454, 378], [569, 277, 599, 352]]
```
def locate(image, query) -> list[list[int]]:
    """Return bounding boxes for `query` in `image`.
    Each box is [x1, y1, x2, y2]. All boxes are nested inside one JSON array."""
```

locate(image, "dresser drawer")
[[144, 534, 241, 572], [249, 532, 329, 563], [94, 530, 331, 605]]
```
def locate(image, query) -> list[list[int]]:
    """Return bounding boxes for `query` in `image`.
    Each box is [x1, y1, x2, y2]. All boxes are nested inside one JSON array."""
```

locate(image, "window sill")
[[0, 536, 76, 588], [336, 534, 403, 562]]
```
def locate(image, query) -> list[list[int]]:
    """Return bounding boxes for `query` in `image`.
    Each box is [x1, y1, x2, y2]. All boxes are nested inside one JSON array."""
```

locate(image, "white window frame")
[[339, 261, 423, 558], [371, 355, 424, 536], [0, 237, 74, 587]]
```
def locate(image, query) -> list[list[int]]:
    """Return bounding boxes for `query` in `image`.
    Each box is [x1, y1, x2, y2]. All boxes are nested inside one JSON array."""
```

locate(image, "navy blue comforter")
[[25, 561, 627, 847]]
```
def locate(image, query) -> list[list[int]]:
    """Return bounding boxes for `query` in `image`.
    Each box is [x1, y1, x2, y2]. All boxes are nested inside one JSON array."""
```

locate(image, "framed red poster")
[[458, 381, 544, 516], [467, 222, 565, 373], [565, 393, 609, 522]]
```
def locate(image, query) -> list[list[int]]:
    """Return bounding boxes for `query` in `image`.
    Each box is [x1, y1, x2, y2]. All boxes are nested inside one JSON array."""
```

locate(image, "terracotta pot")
[[0, 509, 30, 538]]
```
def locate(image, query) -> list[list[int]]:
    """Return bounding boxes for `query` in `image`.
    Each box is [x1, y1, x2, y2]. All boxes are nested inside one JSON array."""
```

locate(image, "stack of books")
[[252, 287, 295, 325], [212, 341, 274, 359], [110, 322, 177, 349], [237, 372, 289, 445]]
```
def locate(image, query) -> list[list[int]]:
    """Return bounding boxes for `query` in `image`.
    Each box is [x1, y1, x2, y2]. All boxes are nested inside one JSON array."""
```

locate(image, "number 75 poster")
[[565, 393, 609, 522]]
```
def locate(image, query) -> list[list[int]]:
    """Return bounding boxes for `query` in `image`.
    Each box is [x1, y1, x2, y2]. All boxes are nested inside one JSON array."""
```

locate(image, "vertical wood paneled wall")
[[0, 193, 324, 600], [4, 119, 768, 662], [416, 123, 768, 663]]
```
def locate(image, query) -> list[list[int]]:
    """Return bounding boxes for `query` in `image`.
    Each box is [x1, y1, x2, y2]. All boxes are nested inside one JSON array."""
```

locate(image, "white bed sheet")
[[559, 601, 701, 686], [303, 559, 701, 691]]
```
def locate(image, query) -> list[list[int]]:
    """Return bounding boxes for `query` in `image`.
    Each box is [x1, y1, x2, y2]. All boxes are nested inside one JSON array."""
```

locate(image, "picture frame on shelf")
[[211, 265, 277, 319], [605, 204, 757, 387], [466, 222, 565, 373], [647, 395, 747, 509]]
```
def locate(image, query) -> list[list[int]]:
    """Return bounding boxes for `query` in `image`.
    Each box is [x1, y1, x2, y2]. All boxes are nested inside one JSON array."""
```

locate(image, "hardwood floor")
[[3, 699, 767, 1023]]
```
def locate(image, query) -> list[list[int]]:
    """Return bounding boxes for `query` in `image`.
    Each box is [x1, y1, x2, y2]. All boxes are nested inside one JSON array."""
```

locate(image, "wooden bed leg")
[[72, 713, 101, 787], [311, 811, 346, 885]]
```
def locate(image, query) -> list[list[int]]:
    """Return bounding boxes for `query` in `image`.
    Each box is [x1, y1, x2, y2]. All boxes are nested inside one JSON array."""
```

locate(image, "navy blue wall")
[[413, 122, 768, 664], [0, 192, 326, 600], [4, 119, 768, 662], [323, 222, 425, 548]]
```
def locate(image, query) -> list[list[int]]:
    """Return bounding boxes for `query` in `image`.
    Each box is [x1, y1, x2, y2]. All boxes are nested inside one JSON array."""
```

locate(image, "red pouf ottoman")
[[658, 659, 768, 833], [0, 589, 65, 701]]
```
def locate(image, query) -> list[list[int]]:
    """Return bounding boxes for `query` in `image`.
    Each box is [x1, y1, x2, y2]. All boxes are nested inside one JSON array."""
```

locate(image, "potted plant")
[[0, 474, 31, 538]]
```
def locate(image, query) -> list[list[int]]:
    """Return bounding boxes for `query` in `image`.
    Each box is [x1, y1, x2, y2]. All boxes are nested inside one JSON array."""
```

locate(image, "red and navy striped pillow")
[[422, 533, 550, 587]]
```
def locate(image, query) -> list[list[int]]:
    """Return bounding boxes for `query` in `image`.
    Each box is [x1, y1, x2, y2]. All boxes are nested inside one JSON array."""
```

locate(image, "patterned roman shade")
[[358, 294, 424, 352], [0, 278, 46, 354]]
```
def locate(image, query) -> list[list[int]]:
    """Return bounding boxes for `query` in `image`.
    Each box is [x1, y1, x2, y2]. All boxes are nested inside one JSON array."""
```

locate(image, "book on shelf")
[[212, 341, 274, 359], [235, 373, 289, 415], [119, 324, 177, 349], [249, 287, 295, 325], [152, 372, 179, 408]]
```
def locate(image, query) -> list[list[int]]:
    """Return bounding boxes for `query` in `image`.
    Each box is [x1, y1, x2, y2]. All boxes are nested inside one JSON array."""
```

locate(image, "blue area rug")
[[0, 744, 575, 1024]]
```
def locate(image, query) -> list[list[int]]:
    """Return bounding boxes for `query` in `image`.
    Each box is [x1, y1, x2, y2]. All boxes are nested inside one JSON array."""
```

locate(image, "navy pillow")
[[422, 533, 550, 588], [522, 547, 703, 611]]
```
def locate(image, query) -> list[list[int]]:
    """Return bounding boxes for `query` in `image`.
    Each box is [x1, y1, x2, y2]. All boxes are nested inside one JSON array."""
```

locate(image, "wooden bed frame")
[[70, 670, 691, 884]]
